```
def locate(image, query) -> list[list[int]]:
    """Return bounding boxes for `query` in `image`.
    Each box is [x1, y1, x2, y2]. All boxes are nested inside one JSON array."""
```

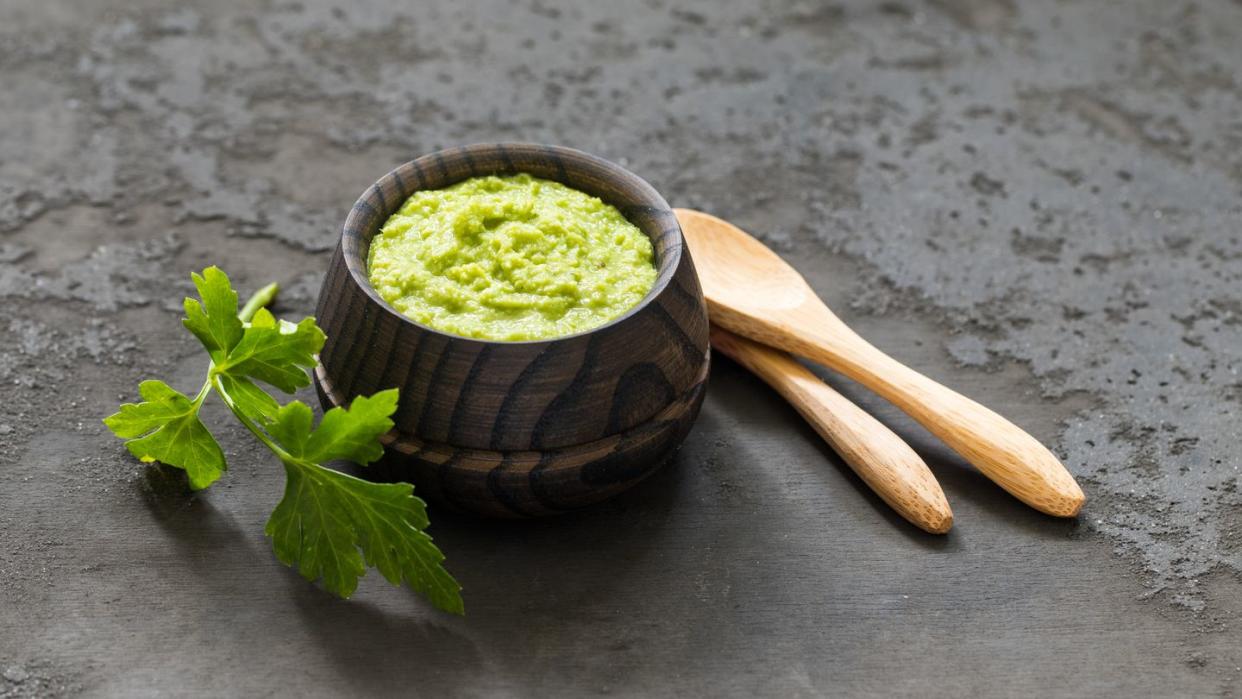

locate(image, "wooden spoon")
[[676, 209, 1085, 517], [712, 326, 953, 533]]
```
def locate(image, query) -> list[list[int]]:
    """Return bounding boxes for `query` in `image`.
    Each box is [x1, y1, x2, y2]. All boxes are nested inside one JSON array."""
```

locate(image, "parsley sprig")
[[105, 267, 463, 613]]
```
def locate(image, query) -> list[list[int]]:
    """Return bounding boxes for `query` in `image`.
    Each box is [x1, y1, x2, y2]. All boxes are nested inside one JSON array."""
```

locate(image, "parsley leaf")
[[215, 308, 325, 394], [103, 379, 225, 489], [182, 266, 244, 363], [267, 461, 462, 610], [105, 267, 462, 613], [215, 374, 281, 425], [301, 390, 397, 464], [261, 391, 463, 611], [180, 266, 324, 396]]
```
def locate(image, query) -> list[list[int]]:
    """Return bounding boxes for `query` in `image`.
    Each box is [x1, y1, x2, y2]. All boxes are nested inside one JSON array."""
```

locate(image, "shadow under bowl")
[[314, 143, 711, 517]]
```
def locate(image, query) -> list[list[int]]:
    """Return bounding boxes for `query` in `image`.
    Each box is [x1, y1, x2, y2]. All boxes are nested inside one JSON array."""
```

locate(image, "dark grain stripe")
[[619, 204, 671, 220], [542, 144, 569, 181], [606, 362, 675, 434], [347, 308, 385, 396], [530, 333, 600, 449], [341, 230, 358, 262], [654, 226, 682, 253], [459, 146, 479, 178], [649, 299, 705, 372], [415, 339, 459, 439], [358, 315, 399, 396], [377, 322, 415, 392], [326, 283, 362, 386], [393, 330, 432, 426], [496, 143, 516, 173], [338, 293, 384, 398], [579, 423, 671, 486], [487, 456, 541, 517], [448, 344, 493, 445], [433, 150, 450, 181], [489, 344, 554, 450], [312, 257, 342, 365], [527, 451, 578, 513], [664, 275, 709, 354], [315, 245, 344, 327], [371, 182, 388, 213], [435, 454, 470, 513], [667, 271, 698, 308]]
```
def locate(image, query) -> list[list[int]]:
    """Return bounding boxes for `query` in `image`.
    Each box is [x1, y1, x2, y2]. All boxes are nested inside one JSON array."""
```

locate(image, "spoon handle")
[[743, 307, 1085, 517], [711, 325, 953, 534]]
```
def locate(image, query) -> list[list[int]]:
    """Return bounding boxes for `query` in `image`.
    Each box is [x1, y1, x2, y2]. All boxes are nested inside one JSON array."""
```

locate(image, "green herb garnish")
[[105, 266, 463, 614]]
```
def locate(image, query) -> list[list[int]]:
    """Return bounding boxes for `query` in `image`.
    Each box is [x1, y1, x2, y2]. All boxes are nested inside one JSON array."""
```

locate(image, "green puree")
[[367, 174, 657, 341]]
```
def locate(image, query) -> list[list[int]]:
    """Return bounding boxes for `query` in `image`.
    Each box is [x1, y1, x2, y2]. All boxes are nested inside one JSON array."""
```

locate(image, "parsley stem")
[[209, 373, 291, 461], [239, 282, 280, 323], [190, 378, 212, 407], [194, 281, 287, 457]]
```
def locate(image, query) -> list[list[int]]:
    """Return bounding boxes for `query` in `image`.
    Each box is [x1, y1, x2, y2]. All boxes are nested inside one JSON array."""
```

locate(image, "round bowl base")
[[313, 354, 709, 518]]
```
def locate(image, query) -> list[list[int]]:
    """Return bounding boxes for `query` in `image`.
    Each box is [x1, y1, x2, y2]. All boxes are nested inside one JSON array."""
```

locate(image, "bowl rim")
[[339, 142, 684, 346]]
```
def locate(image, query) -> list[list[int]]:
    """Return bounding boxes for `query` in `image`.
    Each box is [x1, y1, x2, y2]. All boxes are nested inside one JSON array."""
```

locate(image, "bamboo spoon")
[[676, 209, 1085, 517], [712, 326, 953, 533]]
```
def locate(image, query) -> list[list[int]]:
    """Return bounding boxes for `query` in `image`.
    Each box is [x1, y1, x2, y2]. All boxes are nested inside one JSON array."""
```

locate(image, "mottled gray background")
[[2, 0, 1241, 696]]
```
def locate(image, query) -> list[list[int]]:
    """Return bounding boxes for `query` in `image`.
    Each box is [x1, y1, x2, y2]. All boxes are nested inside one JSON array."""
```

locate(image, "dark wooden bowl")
[[314, 143, 710, 517]]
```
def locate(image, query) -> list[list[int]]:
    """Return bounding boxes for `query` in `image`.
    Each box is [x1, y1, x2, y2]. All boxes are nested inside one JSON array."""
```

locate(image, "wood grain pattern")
[[316, 358, 707, 517], [314, 144, 710, 517], [710, 326, 952, 534], [676, 208, 1085, 518]]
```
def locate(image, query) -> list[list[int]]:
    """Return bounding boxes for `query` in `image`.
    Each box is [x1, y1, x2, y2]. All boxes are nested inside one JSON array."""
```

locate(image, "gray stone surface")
[[2, 0, 1241, 696]]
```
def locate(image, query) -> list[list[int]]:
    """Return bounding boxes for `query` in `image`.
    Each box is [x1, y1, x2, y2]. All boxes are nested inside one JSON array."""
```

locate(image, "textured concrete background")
[[2, 0, 1241, 696]]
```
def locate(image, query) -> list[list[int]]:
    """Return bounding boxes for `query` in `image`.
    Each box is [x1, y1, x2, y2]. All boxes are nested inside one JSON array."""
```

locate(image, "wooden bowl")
[[313, 143, 710, 517]]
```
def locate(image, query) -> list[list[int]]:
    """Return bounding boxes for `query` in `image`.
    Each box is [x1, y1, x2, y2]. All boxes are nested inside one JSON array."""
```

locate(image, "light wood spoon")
[[712, 326, 953, 533], [677, 208, 1085, 517]]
